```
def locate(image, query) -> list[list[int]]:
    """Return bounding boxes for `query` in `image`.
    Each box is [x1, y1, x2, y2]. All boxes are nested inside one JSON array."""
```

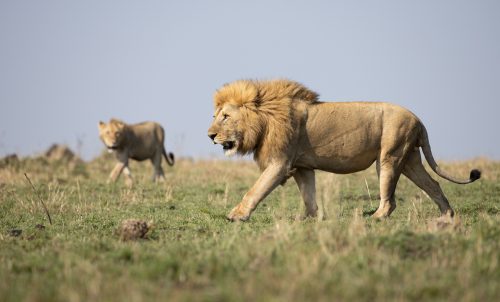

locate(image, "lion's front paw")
[[227, 204, 251, 222]]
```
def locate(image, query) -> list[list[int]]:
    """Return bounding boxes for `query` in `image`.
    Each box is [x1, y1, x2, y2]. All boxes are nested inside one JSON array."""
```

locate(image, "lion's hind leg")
[[293, 168, 318, 218], [151, 151, 165, 182], [373, 161, 401, 218], [402, 151, 454, 217]]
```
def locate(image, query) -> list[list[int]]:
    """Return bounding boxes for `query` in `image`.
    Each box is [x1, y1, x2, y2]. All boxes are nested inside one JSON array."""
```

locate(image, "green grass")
[[1, 155, 499, 301]]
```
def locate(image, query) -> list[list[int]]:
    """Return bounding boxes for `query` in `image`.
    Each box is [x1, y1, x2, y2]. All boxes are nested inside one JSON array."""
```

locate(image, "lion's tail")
[[162, 148, 175, 166], [418, 125, 480, 184]]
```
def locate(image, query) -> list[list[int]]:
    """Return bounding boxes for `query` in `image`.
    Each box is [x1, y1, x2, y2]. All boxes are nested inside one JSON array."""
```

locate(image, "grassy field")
[[1, 153, 499, 302]]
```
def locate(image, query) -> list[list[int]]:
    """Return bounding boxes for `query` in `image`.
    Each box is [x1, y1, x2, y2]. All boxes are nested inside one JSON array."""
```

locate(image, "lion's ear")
[[98, 121, 105, 129], [110, 118, 125, 127], [114, 120, 126, 130]]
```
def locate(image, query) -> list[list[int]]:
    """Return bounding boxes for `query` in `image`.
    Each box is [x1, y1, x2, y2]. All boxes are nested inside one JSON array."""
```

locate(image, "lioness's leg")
[[293, 168, 317, 217], [151, 151, 165, 182], [227, 163, 288, 221], [123, 166, 133, 187], [373, 163, 401, 218], [402, 151, 454, 217], [109, 162, 125, 183]]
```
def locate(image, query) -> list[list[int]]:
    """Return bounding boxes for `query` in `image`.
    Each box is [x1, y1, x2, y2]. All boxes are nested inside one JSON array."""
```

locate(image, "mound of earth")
[[118, 219, 152, 241], [44, 144, 78, 162]]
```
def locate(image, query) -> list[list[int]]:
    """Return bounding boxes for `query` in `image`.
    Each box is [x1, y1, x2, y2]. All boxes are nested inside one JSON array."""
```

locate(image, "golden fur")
[[98, 119, 174, 186], [208, 79, 480, 221]]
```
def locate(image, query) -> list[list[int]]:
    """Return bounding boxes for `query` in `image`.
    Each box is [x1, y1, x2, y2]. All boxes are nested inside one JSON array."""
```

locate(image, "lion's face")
[[208, 103, 244, 156], [98, 120, 126, 150]]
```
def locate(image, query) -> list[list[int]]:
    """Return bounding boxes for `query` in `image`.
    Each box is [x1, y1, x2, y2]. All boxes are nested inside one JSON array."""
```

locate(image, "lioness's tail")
[[419, 125, 480, 184], [162, 148, 175, 166]]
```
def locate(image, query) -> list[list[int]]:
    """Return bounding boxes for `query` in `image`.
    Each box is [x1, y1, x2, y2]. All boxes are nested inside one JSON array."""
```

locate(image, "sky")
[[0, 0, 499, 161]]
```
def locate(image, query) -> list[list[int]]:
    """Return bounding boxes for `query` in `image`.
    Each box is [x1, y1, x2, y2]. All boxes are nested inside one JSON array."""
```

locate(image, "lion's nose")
[[208, 133, 217, 141]]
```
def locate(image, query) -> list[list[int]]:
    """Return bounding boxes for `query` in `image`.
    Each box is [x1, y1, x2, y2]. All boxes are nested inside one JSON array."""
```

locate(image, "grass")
[[0, 154, 499, 301]]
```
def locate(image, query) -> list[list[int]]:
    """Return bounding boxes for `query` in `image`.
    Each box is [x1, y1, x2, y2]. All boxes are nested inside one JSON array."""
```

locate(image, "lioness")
[[208, 79, 480, 221], [98, 119, 174, 186]]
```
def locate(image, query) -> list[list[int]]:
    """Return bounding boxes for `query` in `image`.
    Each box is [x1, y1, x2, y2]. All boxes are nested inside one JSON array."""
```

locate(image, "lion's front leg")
[[293, 168, 318, 218], [108, 153, 130, 186], [108, 162, 125, 183], [227, 162, 288, 222], [123, 166, 133, 188]]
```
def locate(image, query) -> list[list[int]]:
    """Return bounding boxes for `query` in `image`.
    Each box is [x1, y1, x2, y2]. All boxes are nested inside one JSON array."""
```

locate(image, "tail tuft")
[[470, 169, 481, 182], [163, 148, 175, 166]]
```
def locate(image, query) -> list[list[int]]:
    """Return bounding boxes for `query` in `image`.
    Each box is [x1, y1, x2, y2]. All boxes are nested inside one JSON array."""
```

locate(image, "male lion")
[[207, 79, 480, 221], [98, 119, 174, 186]]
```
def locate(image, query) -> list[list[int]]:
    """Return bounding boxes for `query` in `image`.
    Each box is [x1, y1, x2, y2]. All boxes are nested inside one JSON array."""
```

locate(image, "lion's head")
[[208, 79, 319, 162], [207, 80, 261, 156], [98, 119, 127, 150]]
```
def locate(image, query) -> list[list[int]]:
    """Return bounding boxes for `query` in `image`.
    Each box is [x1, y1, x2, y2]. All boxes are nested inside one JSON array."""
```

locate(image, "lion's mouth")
[[222, 141, 238, 156], [222, 141, 235, 150], [106, 144, 119, 151]]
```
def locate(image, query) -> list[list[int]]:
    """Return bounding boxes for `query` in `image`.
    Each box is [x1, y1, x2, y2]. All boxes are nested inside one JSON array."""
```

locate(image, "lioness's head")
[[208, 80, 263, 156], [98, 119, 127, 151]]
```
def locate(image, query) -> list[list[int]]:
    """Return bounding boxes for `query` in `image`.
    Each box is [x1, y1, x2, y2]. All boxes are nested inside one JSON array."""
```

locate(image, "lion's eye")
[[223, 114, 229, 120]]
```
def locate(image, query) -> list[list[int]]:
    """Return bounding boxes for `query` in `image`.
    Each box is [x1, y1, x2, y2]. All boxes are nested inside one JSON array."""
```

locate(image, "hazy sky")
[[1, 1, 499, 160]]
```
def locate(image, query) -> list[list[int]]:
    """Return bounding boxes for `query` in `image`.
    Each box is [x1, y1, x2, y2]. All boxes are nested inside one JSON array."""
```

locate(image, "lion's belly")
[[300, 155, 377, 174], [128, 146, 157, 161], [294, 143, 379, 174], [130, 154, 152, 161]]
